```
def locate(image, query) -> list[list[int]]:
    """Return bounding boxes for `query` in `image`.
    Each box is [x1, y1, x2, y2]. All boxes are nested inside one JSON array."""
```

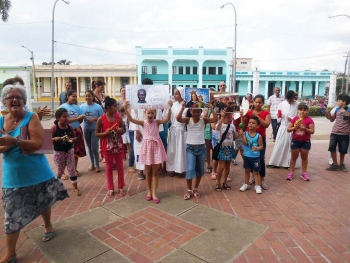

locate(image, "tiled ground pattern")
[[0, 119, 350, 262], [90, 206, 204, 262]]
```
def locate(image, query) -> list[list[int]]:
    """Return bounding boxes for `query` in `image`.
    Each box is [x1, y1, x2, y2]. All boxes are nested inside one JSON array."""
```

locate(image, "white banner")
[[125, 85, 170, 110]]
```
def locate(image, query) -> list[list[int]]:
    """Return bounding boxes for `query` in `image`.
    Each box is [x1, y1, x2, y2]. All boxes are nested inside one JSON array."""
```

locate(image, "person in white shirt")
[[267, 87, 285, 142]]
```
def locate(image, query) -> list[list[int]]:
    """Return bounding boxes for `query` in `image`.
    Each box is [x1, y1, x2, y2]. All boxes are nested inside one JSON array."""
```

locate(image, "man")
[[267, 87, 285, 142], [59, 82, 72, 105], [137, 89, 147, 103], [218, 81, 226, 93]]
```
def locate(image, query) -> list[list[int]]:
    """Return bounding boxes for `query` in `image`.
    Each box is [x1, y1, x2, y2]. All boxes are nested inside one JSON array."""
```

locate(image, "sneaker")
[[326, 164, 339, 171], [240, 183, 250, 192], [137, 171, 145, 180], [339, 164, 348, 172], [255, 185, 262, 194], [232, 159, 238, 165], [286, 172, 294, 180], [300, 172, 310, 181], [328, 154, 333, 165]]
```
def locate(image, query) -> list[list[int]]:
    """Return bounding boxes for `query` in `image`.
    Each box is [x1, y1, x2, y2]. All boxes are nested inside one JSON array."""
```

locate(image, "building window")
[[241, 61, 247, 68], [193, 67, 197, 74], [218, 67, 223, 75], [193, 85, 197, 88], [179, 66, 184, 74], [186, 85, 190, 87], [142, 66, 147, 74], [209, 67, 216, 75], [202, 85, 206, 88], [202, 67, 206, 75], [186, 67, 191, 74], [172, 66, 176, 74], [152, 66, 157, 74]]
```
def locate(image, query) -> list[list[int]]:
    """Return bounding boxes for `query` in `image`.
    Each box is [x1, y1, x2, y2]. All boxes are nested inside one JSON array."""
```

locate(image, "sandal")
[[96, 167, 101, 173], [118, 189, 126, 197], [42, 232, 54, 242], [60, 174, 69, 180], [193, 188, 201, 198], [206, 167, 212, 173], [74, 189, 82, 196], [261, 181, 269, 190], [226, 177, 232, 182], [248, 178, 255, 185], [222, 183, 231, 190], [107, 190, 115, 198], [184, 189, 192, 200], [215, 184, 222, 192], [211, 172, 217, 180], [88, 165, 95, 171]]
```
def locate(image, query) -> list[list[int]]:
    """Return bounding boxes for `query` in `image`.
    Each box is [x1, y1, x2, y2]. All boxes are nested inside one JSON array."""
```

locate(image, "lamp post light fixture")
[[329, 14, 350, 93], [221, 2, 237, 93], [51, 0, 70, 115], [22, 45, 38, 102]]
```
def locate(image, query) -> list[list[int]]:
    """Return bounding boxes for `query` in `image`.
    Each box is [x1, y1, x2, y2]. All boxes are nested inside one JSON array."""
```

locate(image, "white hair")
[[1, 83, 27, 105]]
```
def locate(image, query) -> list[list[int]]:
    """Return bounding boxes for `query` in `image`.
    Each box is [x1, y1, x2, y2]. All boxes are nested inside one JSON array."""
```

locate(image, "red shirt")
[[291, 116, 314, 142], [245, 110, 270, 138], [101, 113, 124, 154]]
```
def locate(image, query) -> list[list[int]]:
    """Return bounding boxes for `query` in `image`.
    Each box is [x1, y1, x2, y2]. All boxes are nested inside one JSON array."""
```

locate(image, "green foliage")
[[0, 0, 12, 22], [307, 106, 335, 116]]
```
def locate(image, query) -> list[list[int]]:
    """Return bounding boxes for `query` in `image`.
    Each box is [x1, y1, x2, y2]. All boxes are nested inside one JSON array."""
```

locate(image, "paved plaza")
[[1, 117, 350, 262]]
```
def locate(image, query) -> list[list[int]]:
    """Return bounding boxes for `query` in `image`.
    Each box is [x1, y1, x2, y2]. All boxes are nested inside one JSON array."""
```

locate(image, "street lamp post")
[[51, 0, 69, 115], [22, 45, 38, 102], [221, 2, 237, 93], [329, 14, 350, 93]]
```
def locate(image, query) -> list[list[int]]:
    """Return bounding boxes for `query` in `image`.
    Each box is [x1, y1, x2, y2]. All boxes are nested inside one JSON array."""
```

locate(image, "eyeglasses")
[[5, 96, 23, 102], [220, 85, 226, 87]]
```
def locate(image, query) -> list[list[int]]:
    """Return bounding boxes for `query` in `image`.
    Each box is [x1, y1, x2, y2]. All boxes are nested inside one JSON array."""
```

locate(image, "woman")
[[268, 90, 300, 168], [166, 87, 187, 176], [247, 93, 254, 109], [92, 80, 106, 107], [0, 77, 68, 263], [60, 90, 86, 176], [186, 91, 199, 108], [80, 90, 104, 172], [244, 94, 271, 190]]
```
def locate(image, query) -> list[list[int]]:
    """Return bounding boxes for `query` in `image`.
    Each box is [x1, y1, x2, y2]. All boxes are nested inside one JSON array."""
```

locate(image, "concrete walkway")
[[2, 117, 350, 263]]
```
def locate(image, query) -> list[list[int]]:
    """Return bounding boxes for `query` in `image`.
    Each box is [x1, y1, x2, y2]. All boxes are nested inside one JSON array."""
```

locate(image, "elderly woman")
[[0, 77, 68, 263]]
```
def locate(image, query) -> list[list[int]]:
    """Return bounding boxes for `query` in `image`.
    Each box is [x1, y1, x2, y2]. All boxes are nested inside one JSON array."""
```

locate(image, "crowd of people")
[[1, 76, 348, 263]]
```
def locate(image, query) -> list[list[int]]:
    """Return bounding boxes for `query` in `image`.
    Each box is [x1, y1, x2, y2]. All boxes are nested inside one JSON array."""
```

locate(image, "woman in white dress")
[[268, 90, 300, 168], [167, 87, 187, 176]]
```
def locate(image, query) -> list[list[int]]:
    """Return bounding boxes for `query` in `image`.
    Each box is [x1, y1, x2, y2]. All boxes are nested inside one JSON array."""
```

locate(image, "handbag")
[[212, 124, 230, 161]]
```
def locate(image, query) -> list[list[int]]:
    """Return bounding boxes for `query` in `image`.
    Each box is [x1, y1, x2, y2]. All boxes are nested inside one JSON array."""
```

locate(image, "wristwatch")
[[15, 137, 21, 146]]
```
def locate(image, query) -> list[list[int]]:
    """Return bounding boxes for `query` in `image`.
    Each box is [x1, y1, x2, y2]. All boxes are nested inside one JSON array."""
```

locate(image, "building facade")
[[136, 46, 332, 98]]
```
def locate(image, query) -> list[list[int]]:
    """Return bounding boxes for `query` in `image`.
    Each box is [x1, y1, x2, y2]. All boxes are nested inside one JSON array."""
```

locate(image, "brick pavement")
[[1, 118, 350, 262]]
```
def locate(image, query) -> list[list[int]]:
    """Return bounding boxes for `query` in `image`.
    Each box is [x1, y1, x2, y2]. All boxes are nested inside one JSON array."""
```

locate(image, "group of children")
[[51, 86, 350, 203]]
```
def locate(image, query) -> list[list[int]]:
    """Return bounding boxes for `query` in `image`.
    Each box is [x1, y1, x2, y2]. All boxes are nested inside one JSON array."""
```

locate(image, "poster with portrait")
[[125, 85, 171, 110], [184, 88, 210, 108]]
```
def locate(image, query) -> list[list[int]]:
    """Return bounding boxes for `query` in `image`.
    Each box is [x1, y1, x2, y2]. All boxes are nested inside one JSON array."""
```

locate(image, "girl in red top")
[[96, 97, 125, 198], [244, 94, 271, 190]]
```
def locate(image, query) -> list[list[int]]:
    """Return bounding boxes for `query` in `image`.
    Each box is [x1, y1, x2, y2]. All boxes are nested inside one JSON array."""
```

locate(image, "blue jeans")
[[186, 144, 206, 180], [259, 137, 266, 177], [83, 128, 100, 168], [271, 119, 280, 140], [128, 130, 135, 167]]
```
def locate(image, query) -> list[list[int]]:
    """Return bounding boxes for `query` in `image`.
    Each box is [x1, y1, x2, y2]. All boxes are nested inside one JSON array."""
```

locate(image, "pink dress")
[[139, 120, 167, 165]]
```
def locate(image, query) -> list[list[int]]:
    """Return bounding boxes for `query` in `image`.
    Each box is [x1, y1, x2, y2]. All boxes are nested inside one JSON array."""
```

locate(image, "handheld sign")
[[184, 88, 209, 108], [241, 97, 249, 116], [126, 85, 170, 110]]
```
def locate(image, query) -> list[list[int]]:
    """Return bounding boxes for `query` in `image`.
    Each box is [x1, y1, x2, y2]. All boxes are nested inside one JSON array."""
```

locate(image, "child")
[[52, 108, 81, 196], [176, 101, 218, 200], [215, 110, 240, 191], [95, 97, 125, 198], [232, 100, 244, 165], [286, 103, 315, 180], [240, 116, 263, 194], [119, 106, 131, 160], [125, 100, 172, 204], [325, 94, 350, 171]]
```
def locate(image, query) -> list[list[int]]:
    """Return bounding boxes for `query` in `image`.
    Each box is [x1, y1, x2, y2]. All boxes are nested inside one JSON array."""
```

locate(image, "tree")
[[57, 59, 72, 65], [0, 0, 11, 22]]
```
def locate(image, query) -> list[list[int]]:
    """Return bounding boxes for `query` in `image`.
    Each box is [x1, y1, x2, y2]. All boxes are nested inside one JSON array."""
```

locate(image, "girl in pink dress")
[[125, 101, 172, 204]]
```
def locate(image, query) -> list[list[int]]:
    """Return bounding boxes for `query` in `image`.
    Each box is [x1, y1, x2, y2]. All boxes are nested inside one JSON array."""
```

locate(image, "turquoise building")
[[136, 46, 332, 98]]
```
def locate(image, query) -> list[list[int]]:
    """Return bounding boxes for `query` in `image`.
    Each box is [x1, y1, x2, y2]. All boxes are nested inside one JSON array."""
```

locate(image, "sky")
[[0, 0, 349, 72]]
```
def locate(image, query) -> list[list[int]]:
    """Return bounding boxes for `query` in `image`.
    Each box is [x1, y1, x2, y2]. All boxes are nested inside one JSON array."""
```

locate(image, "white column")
[[264, 81, 268, 99], [247, 80, 252, 94], [108, 76, 112, 96], [198, 61, 203, 88], [253, 70, 260, 95], [168, 60, 173, 86], [329, 74, 337, 107], [282, 81, 286, 95], [315, 81, 319, 96], [298, 81, 302, 97]]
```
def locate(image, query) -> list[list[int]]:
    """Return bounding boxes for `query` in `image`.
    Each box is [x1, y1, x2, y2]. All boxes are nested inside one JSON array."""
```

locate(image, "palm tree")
[[0, 0, 11, 22], [57, 59, 72, 65]]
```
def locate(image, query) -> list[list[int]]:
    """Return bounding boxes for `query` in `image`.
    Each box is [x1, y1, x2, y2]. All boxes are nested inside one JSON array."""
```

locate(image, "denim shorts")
[[243, 156, 261, 172], [328, 134, 349, 154], [291, 139, 311, 151], [186, 144, 206, 179]]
